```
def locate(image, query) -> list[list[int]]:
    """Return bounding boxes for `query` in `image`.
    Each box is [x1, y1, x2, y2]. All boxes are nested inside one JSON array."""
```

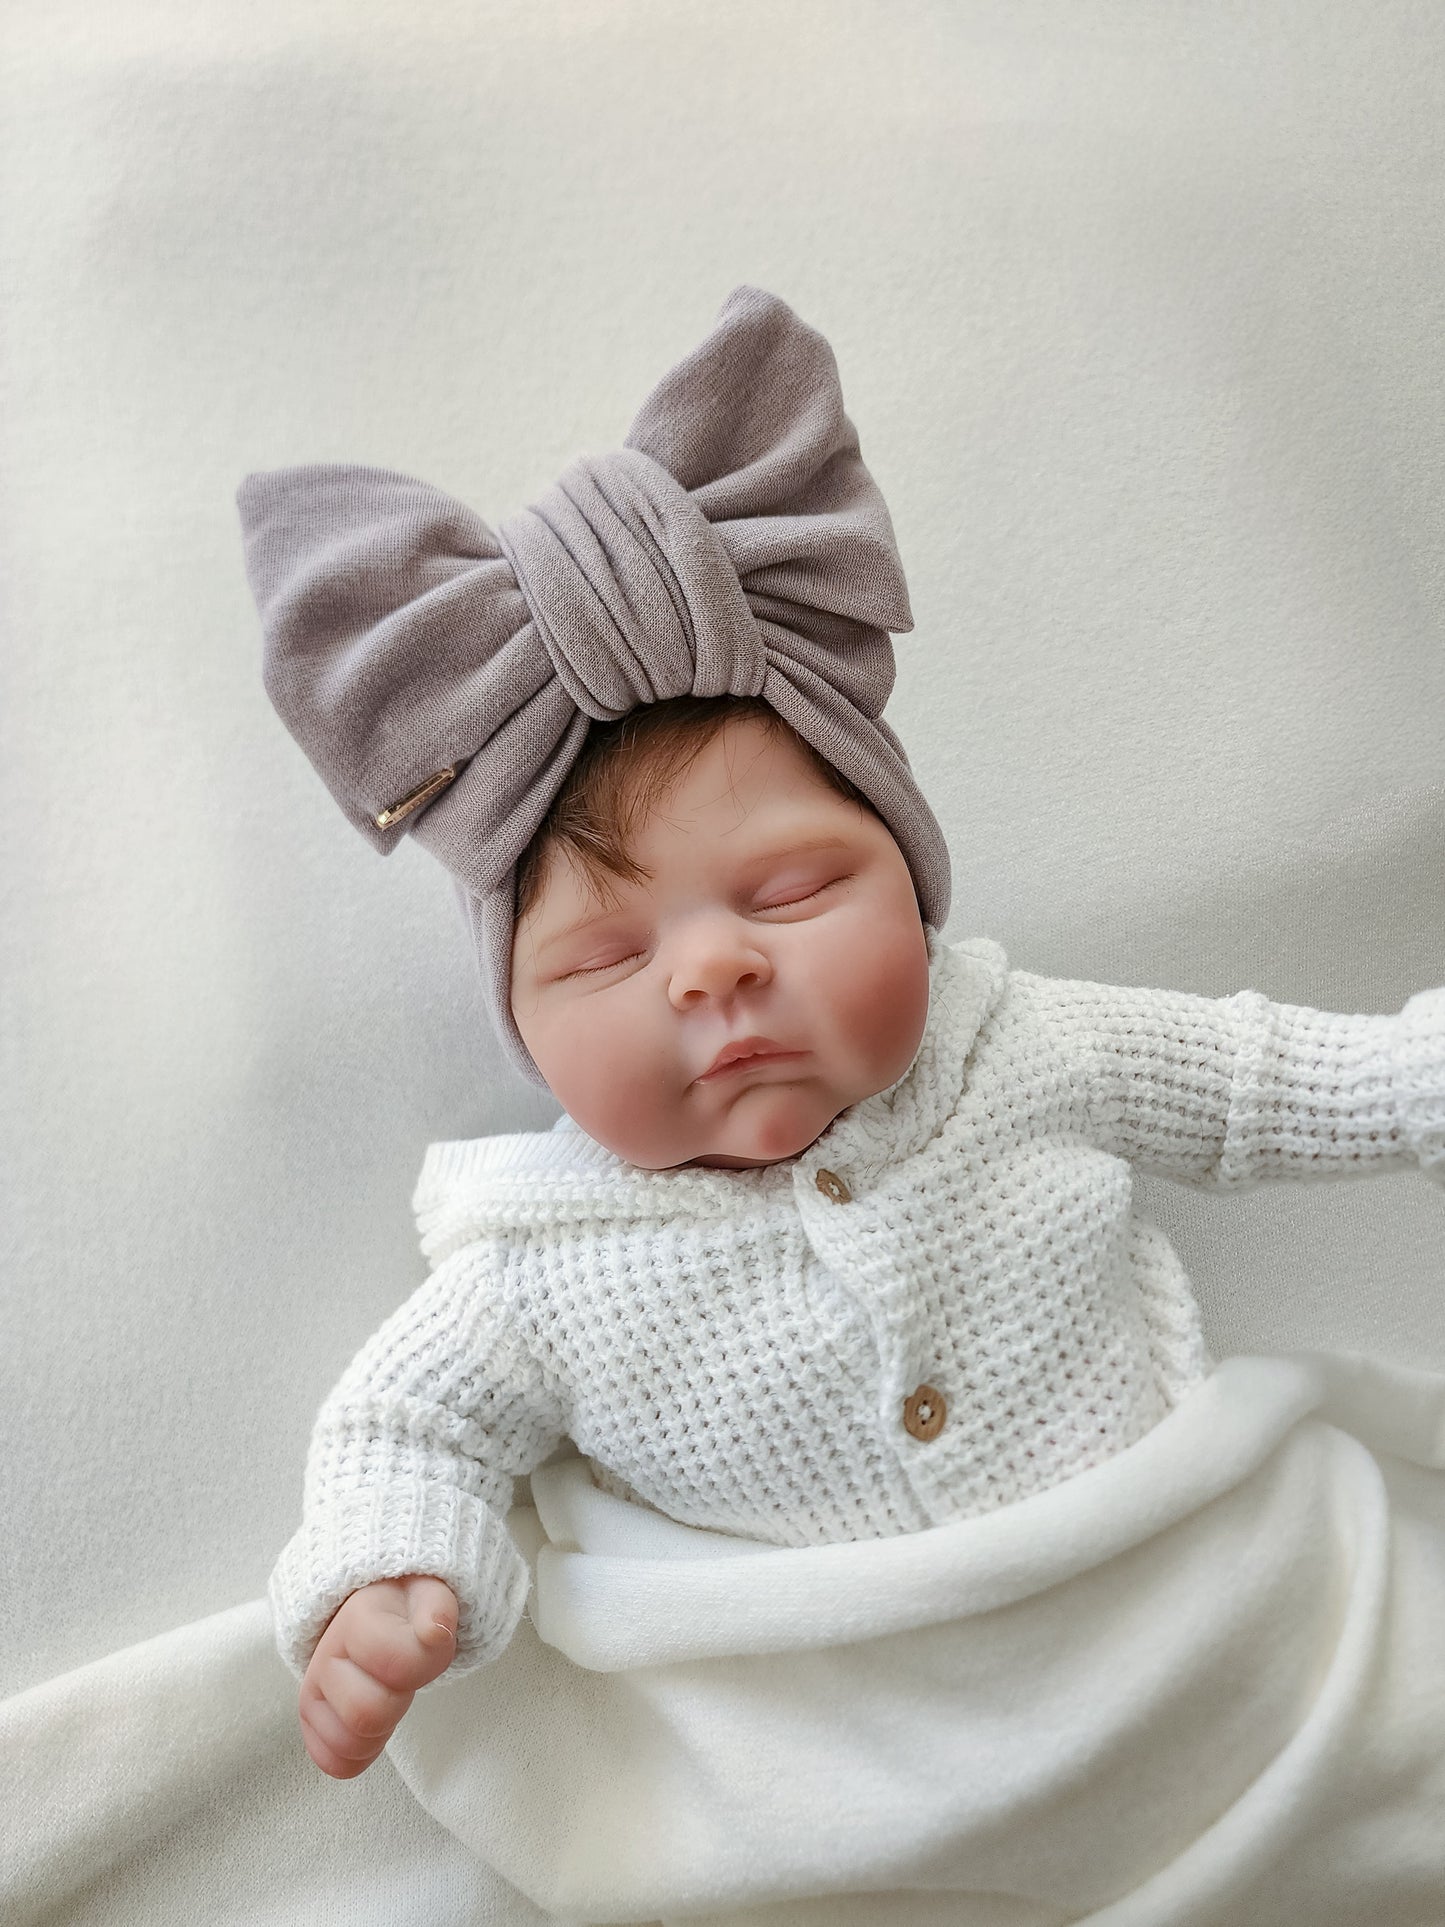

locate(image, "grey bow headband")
[[236, 284, 951, 1085]]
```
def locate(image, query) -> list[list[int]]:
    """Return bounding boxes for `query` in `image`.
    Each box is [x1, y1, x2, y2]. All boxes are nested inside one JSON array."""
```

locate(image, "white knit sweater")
[[269, 935, 1445, 1680]]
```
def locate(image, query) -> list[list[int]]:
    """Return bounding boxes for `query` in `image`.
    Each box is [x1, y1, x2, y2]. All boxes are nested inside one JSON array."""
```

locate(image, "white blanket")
[[0, 1604, 553, 1927], [387, 1352, 1445, 1927]]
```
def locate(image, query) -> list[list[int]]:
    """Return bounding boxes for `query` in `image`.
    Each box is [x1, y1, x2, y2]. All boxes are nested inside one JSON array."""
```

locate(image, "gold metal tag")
[[374, 765, 458, 829]]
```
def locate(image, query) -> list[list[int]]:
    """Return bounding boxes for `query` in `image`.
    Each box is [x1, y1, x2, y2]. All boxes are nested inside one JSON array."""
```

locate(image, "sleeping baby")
[[237, 288, 1445, 1885]]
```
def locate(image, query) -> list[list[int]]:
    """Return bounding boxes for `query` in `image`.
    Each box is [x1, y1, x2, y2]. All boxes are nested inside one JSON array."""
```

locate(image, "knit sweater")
[[269, 935, 1445, 1680]]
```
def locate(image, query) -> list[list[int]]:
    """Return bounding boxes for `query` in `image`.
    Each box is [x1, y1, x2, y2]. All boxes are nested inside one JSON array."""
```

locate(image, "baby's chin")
[[668, 1090, 846, 1172], [570, 1108, 838, 1172], [556, 1073, 868, 1171]]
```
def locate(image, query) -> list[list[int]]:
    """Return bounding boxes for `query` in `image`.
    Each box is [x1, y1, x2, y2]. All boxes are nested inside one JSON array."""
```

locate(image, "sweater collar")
[[816, 931, 1008, 1190], [412, 934, 1008, 1250]]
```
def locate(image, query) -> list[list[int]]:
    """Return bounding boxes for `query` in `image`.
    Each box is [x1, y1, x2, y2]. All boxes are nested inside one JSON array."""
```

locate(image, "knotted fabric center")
[[496, 446, 766, 722]]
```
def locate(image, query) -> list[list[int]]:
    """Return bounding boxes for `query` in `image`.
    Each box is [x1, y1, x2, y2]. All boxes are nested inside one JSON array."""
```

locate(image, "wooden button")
[[814, 1167, 852, 1204], [903, 1384, 946, 1441]]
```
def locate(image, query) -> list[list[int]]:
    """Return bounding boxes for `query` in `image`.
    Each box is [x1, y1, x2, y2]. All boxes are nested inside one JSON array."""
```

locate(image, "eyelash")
[[564, 880, 840, 978], [762, 880, 836, 911]]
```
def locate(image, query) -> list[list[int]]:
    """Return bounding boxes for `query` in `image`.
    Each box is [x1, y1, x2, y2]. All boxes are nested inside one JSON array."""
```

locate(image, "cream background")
[[1, 3, 1441, 1920]]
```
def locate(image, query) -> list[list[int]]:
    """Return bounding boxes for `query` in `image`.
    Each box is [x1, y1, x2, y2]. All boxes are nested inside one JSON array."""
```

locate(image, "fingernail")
[[431, 1618, 455, 1641]]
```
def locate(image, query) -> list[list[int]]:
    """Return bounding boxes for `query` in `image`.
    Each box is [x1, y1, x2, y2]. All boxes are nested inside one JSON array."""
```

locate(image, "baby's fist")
[[298, 1573, 459, 1780]]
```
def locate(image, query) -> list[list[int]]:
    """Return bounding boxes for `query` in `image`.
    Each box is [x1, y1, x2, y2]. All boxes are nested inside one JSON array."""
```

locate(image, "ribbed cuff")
[[1396, 985, 1445, 1187], [268, 1481, 532, 1681]]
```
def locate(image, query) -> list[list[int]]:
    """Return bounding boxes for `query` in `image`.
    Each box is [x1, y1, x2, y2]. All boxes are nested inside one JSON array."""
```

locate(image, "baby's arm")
[[1006, 970, 1445, 1190], [269, 1236, 566, 1771]]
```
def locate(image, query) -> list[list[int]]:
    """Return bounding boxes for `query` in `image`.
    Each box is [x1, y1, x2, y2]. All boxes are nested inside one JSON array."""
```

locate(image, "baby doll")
[[301, 688, 945, 1778], [237, 286, 1445, 1828]]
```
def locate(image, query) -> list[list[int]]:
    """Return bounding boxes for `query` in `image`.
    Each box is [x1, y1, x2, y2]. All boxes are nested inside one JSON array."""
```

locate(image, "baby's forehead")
[[574, 806, 861, 896], [513, 709, 882, 930]]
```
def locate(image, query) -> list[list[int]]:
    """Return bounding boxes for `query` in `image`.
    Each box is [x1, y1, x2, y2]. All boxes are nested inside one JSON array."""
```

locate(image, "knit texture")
[[269, 937, 1445, 1679]]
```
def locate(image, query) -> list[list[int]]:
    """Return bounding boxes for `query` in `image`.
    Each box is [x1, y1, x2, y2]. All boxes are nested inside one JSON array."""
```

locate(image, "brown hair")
[[513, 695, 878, 923]]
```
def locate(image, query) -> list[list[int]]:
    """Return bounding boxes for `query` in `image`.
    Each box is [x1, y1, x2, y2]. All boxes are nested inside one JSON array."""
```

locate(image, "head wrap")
[[236, 284, 951, 1085]]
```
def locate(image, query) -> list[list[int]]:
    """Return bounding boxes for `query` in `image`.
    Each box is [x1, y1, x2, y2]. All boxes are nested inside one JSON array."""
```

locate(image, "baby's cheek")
[[550, 1000, 677, 1155], [827, 923, 930, 1079]]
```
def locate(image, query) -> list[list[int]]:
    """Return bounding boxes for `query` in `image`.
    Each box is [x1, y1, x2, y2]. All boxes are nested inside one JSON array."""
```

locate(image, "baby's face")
[[509, 717, 932, 1170]]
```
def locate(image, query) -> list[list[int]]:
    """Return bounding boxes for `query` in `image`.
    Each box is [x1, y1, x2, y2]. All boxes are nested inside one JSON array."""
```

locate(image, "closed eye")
[[757, 877, 848, 911], [560, 878, 849, 978], [565, 951, 643, 978]]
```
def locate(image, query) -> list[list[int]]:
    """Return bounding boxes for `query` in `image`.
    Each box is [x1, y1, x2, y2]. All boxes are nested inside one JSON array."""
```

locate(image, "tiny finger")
[[311, 1652, 413, 1737], [302, 1693, 383, 1764], [404, 1574, 459, 1647], [303, 1726, 374, 1781], [336, 1607, 436, 1694]]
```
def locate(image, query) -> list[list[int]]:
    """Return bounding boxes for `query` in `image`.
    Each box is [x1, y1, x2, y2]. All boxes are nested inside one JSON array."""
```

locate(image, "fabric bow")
[[237, 284, 950, 1083]]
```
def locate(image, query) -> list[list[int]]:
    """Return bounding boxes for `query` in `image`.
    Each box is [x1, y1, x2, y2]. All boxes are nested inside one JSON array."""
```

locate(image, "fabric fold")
[[0, 1602, 287, 1924], [386, 1350, 1445, 1927]]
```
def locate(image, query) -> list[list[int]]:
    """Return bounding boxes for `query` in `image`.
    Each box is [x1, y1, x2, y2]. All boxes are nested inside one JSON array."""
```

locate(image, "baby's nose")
[[667, 930, 773, 1008]]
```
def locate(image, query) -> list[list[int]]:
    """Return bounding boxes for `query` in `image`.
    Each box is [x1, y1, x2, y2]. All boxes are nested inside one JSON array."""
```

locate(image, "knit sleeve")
[[267, 1238, 566, 1682], [1008, 970, 1445, 1191]]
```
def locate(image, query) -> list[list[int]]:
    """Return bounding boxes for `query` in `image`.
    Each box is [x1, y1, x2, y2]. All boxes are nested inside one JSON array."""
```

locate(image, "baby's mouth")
[[696, 1039, 807, 1082]]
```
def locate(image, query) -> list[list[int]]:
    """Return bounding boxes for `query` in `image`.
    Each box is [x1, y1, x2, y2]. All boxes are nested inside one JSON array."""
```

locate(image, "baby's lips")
[[696, 1038, 807, 1081]]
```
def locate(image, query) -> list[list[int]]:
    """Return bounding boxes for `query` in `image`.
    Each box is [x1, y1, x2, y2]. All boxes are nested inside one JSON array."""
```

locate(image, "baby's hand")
[[297, 1573, 459, 1780]]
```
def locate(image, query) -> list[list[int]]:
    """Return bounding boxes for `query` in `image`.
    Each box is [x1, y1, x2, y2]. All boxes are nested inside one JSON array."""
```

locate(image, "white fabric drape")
[[385, 1352, 1445, 1925]]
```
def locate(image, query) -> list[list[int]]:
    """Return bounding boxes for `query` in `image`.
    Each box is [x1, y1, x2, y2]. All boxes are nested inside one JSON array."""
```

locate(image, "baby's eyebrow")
[[534, 902, 634, 956], [721, 831, 855, 862]]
